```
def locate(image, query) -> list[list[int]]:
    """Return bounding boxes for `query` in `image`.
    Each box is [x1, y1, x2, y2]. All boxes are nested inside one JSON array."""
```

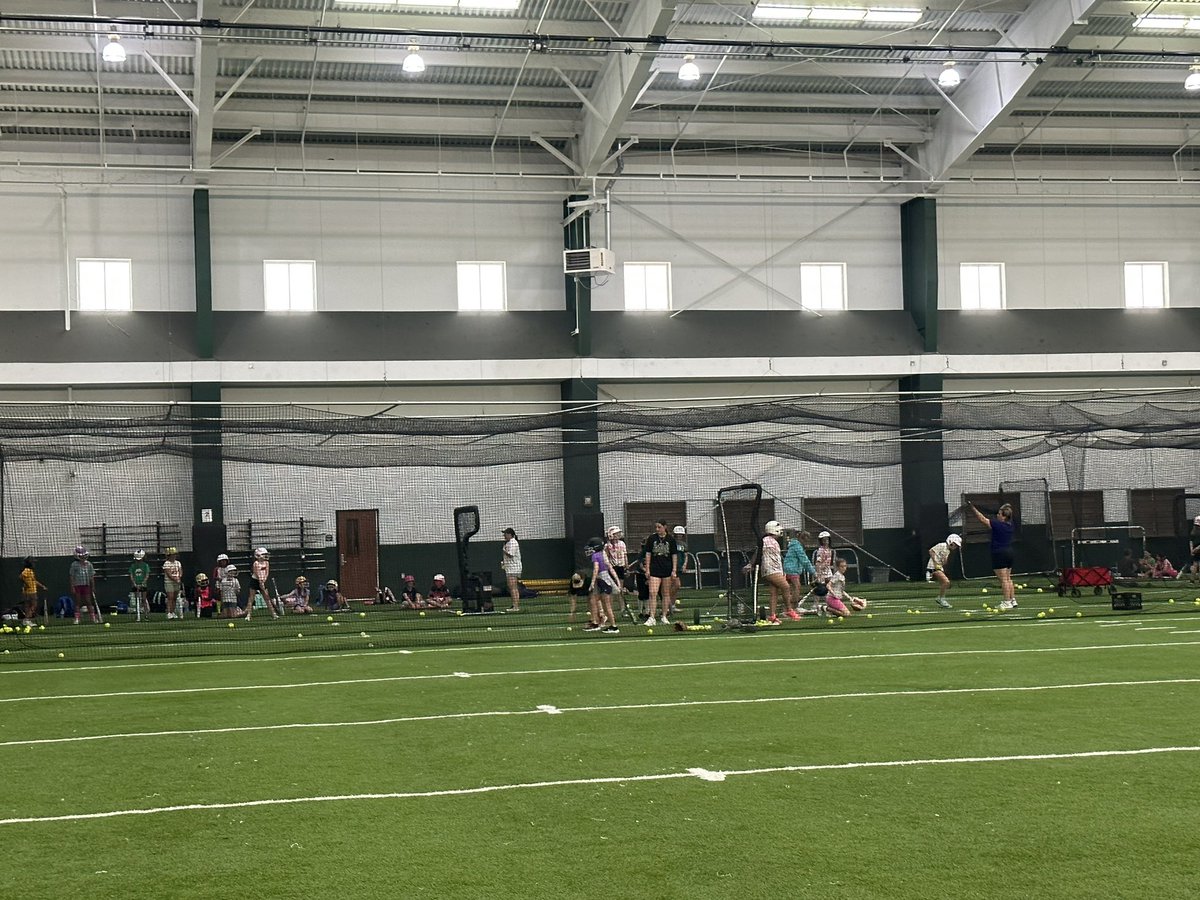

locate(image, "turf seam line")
[[3, 678, 1197, 748], [4, 639, 1199, 704], [0, 616, 1090, 677], [3, 745, 1198, 826]]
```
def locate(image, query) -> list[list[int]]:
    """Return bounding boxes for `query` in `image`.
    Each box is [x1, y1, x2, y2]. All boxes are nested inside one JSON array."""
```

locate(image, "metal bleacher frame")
[[834, 547, 861, 583], [692, 551, 722, 589]]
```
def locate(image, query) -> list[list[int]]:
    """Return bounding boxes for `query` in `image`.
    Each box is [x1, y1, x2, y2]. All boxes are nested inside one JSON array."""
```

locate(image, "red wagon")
[[1057, 566, 1113, 597]]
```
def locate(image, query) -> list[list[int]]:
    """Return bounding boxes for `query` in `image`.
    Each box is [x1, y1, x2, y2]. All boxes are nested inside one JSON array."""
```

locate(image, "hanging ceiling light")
[[101, 33, 126, 64], [402, 45, 426, 74], [937, 59, 961, 89], [678, 54, 701, 82], [1186, 62, 1200, 91]]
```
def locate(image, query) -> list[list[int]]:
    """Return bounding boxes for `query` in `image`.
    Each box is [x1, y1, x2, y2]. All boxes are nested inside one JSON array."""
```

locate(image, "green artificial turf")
[[1, 603, 1198, 898]]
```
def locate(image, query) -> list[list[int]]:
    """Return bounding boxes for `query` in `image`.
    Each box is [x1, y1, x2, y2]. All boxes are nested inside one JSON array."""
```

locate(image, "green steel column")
[[561, 378, 602, 569], [193, 188, 214, 359], [190, 382, 223, 525], [563, 195, 591, 358], [900, 197, 938, 354], [899, 374, 947, 578]]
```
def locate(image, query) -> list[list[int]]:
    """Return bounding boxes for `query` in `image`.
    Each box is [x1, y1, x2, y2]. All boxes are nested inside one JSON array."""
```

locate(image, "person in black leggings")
[[972, 502, 1016, 609]]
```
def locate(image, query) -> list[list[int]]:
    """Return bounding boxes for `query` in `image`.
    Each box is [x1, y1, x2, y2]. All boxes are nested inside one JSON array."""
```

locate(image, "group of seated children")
[[1117, 549, 1185, 581], [377, 574, 453, 610]]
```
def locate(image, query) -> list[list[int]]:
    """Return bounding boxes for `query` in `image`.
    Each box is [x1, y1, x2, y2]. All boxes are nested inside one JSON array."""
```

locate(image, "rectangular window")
[[1124, 261, 1168, 309], [800, 263, 847, 311], [1128, 488, 1183, 538], [960, 263, 1006, 310], [623, 262, 672, 311], [961, 493, 1022, 544], [457, 261, 507, 311], [803, 496, 863, 545], [77, 258, 132, 311], [1049, 491, 1104, 540], [263, 260, 316, 311], [624, 501, 687, 549]]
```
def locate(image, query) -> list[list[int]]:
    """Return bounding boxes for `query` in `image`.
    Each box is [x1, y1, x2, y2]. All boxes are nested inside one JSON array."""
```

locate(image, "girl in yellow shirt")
[[19, 557, 45, 626]]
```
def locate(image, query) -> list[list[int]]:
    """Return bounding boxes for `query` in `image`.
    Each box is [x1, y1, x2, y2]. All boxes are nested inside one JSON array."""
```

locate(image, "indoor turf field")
[[2, 578, 1198, 899]]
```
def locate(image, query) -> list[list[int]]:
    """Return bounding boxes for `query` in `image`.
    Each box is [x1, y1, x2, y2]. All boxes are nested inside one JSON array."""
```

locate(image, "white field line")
[[3, 639, 1199, 705], [3, 745, 1198, 827], [0, 614, 1151, 678], [2, 678, 1196, 749], [1135, 627, 1177, 631]]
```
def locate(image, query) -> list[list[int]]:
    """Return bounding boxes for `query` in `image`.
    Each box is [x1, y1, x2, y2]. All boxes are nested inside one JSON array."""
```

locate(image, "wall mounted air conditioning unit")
[[563, 248, 615, 275]]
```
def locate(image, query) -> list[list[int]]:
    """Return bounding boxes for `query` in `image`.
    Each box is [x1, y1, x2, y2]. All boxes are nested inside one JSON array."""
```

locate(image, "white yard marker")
[[536, 704, 563, 715], [2, 745, 1197, 826]]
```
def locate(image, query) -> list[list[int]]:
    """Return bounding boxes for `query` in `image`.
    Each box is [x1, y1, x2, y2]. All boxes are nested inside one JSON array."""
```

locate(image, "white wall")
[[938, 200, 1200, 309], [222, 460, 565, 544], [210, 194, 564, 312], [601, 195, 904, 312], [0, 189, 194, 312], [2, 455, 194, 557]]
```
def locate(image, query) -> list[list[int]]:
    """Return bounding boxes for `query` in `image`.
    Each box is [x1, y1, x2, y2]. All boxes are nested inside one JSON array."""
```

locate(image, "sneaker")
[[935, 597, 952, 609], [602, 625, 620, 634], [166, 613, 177, 620], [999, 599, 1017, 610], [73, 618, 80, 625], [785, 609, 801, 621], [766, 615, 781, 625], [659, 616, 671, 626], [583, 622, 602, 632], [643, 617, 656, 627], [507, 607, 521, 613]]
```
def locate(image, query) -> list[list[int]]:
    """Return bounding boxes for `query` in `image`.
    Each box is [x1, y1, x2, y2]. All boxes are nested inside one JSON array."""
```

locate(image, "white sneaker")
[[659, 616, 671, 625], [166, 613, 177, 620], [999, 599, 1017, 610], [643, 617, 655, 627]]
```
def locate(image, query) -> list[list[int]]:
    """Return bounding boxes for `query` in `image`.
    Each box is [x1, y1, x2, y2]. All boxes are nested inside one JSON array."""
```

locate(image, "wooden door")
[[336, 509, 379, 600]]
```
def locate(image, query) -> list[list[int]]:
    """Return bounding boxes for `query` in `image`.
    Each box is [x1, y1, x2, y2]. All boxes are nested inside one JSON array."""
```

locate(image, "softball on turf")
[[359, 612, 366, 618], [566, 626, 572, 631], [57, 652, 64, 658], [297, 633, 303, 638], [38, 625, 44, 631], [1048, 608, 1055, 613], [1036, 588, 1044, 593], [1076, 612, 1083, 617], [1037, 612, 1046, 618], [965, 611, 972, 617], [326, 615, 334, 622], [368, 643, 374, 648], [866, 614, 873, 619], [228, 622, 235, 628], [103, 622, 110, 629], [361, 632, 369, 638], [1168, 599, 1175, 604], [419, 611, 425, 617], [981, 588, 988, 594], [647, 628, 653, 634], [486, 627, 492, 632]]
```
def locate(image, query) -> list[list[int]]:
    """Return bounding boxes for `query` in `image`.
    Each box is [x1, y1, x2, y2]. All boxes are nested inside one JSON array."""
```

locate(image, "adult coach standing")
[[501, 527, 522, 612], [641, 520, 677, 627], [972, 502, 1017, 610]]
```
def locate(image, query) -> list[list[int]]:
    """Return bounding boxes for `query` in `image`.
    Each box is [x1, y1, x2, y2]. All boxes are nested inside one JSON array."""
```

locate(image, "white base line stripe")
[[3, 613, 1183, 678], [2, 746, 1197, 826], [0, 614, 1123, 678], [2, 678, 1196, 749], [3, 639, 1199, 705]]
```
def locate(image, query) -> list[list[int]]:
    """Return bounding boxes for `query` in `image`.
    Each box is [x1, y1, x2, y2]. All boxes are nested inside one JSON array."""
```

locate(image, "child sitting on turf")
[[377, 585, 398, 605], [827, 559, 868, 616], [194, 572, 215, 618], [400, 575, 425, 608], [320, 579, 345, 612], [283, 576, 313, 614], [1152, 554, 1179, 580], [427, 574, 452, 609], [219, 565, 243, 619]]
